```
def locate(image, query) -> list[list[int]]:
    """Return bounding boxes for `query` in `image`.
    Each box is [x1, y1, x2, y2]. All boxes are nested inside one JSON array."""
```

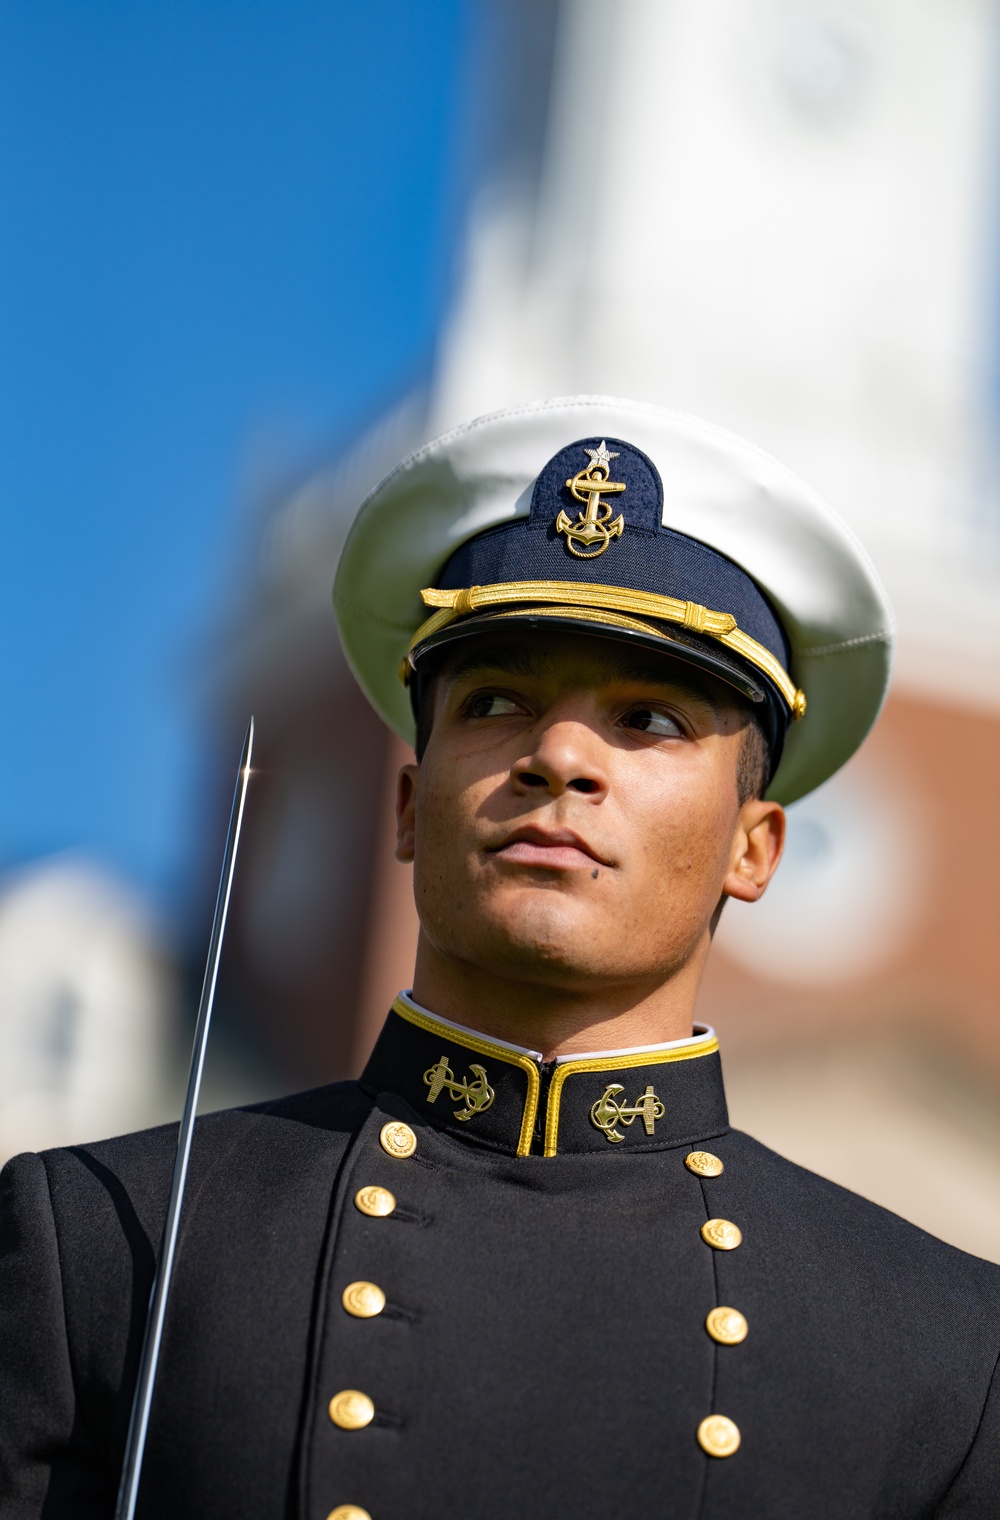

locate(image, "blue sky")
[[0, 1, 468, 909]]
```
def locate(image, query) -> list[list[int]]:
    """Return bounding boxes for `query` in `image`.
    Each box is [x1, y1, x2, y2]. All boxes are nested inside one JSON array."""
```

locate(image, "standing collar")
[[359, 993, 728, 1158]]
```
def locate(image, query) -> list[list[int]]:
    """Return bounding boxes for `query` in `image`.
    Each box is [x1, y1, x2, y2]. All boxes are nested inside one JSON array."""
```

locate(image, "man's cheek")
[[642, 813, 726, 895], [416, 780, 480, 878]]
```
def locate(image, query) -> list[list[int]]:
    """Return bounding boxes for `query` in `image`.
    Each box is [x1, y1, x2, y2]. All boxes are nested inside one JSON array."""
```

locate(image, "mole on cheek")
[[591, 868, 599, 879]]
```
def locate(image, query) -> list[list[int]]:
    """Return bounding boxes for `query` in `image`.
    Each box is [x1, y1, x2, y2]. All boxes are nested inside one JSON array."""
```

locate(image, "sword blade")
[[115, 716, 255, 1520]]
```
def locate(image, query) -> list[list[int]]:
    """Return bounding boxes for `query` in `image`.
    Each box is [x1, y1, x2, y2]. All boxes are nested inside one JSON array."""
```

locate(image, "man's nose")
[[511, 714, 609, 799]]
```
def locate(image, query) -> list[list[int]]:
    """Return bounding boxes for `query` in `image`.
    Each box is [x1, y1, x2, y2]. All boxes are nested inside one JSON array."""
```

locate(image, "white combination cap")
[[334, 396, 894, 802]]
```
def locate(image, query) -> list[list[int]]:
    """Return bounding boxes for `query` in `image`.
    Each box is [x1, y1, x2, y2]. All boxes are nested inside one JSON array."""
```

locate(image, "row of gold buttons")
[[686, 1149, 744, 1460], [324, 1122, 421, 1520]]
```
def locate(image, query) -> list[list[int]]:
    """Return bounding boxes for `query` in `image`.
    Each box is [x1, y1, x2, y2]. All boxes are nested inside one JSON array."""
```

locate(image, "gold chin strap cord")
[[407, 580, 806, 720]]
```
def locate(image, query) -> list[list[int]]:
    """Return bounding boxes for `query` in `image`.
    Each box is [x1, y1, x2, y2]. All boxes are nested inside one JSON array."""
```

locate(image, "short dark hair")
[[736, 718, 770, 804], [412, 668, 437, 764], [410, 660, 771, 803]]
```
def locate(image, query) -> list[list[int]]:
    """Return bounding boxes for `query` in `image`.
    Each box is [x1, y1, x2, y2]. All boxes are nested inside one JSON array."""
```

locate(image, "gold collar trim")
[[392, 995, 541, 1157], [408, 580, 805, 718], [543, 1034, 719, 1157], [391, 995, 719, 1158]]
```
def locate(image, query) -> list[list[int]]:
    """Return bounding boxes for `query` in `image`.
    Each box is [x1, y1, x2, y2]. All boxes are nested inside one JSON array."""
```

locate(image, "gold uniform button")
[[379, 1120, 417, 1159], [685, 1150, 724, 1177], [327, 1507, 372, 1520], [354, 1185, 396, 1218], [705, 1306, 748, 1344], [697, 1413, 741, 1458], [342, 1280, 386, 1318], [328, 1390, 375, 1430], [701, 1217, 742, 1250]]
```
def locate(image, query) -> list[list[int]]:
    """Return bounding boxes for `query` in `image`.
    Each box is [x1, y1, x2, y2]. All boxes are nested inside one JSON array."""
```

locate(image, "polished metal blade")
[[115, 716, 254, 1520]]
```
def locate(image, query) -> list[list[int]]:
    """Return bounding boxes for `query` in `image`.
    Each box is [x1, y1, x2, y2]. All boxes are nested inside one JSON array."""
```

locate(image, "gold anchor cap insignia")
[[423, 1053, 495, 1122], [590, 1082, 665, 1143], [555, 441, 626, 558]]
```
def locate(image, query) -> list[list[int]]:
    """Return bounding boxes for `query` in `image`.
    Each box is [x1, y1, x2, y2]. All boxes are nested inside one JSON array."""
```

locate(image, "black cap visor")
[[409, 607, 788, 774]]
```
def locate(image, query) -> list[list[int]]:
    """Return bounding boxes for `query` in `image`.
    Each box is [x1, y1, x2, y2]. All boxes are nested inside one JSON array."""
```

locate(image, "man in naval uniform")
[[2, 397, 999, 1519]]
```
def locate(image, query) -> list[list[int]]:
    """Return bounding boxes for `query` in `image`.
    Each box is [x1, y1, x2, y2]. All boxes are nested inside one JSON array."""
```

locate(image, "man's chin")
[[464, 892, 619, 982]]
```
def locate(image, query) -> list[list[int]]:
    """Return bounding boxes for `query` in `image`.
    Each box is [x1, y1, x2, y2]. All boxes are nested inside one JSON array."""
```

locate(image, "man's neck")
[[409, 933, 710, 1062]]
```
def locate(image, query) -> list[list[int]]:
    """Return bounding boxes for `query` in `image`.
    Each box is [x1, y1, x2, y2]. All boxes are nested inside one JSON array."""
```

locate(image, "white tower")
[[0, 860, 173, 1161], [434, 0, 1000, 706]]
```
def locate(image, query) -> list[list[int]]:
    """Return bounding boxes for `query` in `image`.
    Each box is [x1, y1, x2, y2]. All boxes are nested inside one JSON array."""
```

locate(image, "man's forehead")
[[440, 630, 735, 705]]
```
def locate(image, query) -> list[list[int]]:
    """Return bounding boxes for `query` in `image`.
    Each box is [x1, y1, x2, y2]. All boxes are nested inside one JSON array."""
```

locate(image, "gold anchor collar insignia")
[[362, 995, 724, 1158], [589, 1082, 665, 1144], [555, 441, 626, 558], [423, 1053, 495, 1121]]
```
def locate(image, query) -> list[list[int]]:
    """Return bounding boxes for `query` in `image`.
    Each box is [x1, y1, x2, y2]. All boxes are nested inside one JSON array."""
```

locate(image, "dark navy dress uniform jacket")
[[2, 999, 999, 1519]]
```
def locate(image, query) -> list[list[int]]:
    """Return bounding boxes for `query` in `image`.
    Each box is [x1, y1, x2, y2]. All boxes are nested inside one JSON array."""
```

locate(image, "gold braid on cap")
[[405, 579, 806, 719]]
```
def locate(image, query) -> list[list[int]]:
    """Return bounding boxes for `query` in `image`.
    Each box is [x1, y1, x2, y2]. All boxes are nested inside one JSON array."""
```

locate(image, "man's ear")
[[395, 763, 419, 862], [722, 799, 785, 904]]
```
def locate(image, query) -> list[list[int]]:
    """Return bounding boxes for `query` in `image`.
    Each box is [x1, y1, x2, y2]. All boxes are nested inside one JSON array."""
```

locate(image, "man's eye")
[[468, 693, 522, 719], [621, 707, 683, 738]]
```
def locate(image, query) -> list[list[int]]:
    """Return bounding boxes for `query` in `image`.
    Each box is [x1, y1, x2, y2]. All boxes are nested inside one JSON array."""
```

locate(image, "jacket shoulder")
[[46, 1076, 371, 1159], [727, 1126, 1000, 1294], [32, 1079, 374, 1228]]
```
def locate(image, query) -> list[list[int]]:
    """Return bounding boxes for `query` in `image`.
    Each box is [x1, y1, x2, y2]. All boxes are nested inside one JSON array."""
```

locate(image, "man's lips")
[[487, 826, 612, 871]]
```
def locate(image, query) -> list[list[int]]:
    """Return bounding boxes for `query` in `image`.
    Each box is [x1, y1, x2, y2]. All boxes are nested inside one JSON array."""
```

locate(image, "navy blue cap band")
[[405, 436, 803, 775], [440, 438, 791, 670], [434, 436, 792, 692]]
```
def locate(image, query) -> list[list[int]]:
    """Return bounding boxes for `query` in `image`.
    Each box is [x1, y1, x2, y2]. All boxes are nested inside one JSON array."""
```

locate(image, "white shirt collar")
[[395, 989, 716, 1066]]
